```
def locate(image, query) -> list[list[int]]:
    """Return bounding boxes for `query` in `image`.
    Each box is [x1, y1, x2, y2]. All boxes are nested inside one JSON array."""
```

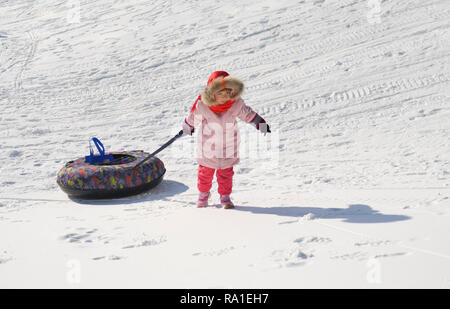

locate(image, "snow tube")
[[57, 150, 165, 199]]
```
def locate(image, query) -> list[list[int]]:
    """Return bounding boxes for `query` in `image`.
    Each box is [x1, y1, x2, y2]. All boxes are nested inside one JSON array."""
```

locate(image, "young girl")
[[182, 71, 270, 209]]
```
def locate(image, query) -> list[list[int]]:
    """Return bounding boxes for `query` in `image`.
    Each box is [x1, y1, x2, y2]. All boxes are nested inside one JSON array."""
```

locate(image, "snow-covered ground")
[[0, 0, 449, 288]]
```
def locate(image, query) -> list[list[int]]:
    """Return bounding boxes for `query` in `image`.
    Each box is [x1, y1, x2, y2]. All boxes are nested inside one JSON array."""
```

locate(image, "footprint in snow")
[[92, 255, 124, 261]]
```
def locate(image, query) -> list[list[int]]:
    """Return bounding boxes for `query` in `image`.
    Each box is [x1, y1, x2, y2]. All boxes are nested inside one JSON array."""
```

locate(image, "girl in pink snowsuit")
[[182, 71, 270, 208]]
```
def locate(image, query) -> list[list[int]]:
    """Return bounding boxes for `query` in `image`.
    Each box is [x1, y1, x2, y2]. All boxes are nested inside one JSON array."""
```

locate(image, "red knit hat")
[[207, 71, 229, 86], [190, 71, 231, 113]]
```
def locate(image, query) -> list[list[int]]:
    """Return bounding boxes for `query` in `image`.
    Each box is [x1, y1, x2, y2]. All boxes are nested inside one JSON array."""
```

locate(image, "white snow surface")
[[1, 0, 450, 288]]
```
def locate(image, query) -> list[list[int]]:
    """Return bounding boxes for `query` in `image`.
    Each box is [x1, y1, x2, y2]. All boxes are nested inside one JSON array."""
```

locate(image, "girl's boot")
[[220, 194, 234, 209], [197, 191, 210, 208]]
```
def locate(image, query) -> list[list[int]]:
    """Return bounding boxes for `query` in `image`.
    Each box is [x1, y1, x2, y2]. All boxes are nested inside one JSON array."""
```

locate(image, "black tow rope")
[[133, 130, 184, 170]]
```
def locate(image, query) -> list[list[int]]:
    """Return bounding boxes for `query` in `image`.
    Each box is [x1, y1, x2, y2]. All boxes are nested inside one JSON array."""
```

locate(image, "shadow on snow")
[[69, 179, 189, 205], [235, 204, 411, 224], [69, 183, 411, 224]]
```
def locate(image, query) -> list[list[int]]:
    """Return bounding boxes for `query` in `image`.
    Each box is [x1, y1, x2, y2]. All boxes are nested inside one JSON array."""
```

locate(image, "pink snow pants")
[[197, 165, 234, 196]]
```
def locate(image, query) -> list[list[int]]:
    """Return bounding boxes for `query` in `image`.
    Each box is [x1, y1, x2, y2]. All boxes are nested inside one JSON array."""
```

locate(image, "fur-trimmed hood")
[[201, 76, 244, 106]]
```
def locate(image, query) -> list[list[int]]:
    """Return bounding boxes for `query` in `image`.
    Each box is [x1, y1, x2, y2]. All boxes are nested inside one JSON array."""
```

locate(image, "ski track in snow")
[[0, 0, 449, 288]]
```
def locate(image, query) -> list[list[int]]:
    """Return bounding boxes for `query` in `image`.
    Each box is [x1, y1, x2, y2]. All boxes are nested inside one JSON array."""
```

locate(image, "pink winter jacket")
[[185, 98, 259, 169]]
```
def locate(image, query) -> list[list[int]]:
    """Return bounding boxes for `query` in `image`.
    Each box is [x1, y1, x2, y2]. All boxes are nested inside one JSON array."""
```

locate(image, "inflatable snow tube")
[[57, 150, 165, 199]]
